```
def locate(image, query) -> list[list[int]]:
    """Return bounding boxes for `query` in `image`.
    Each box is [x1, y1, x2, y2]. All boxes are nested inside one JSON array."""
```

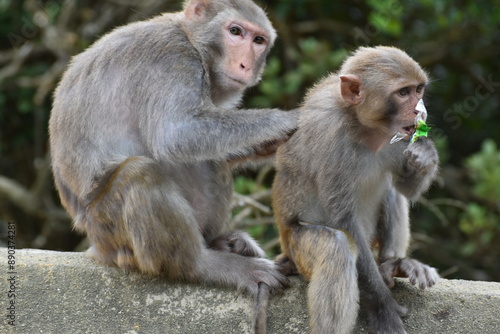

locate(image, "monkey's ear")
[[184, 0, 210, 21], [340, 75, 363, 105]]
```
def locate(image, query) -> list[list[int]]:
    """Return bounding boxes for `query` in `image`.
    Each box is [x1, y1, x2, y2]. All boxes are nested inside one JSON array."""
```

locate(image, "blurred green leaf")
[[466, 139, 500, 201]]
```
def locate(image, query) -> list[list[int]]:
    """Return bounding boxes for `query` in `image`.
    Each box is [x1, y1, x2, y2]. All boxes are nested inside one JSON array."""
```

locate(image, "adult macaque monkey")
[[272, 46, 439, 334], [49, 0, 298, 301]]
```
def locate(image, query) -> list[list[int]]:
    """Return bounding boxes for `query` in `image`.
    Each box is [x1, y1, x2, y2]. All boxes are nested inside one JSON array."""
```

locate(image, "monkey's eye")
[[229, 27, 242, 36], [253, 36, 265, 45], [398, 87, 410, 96], [416, 84, 425, 94]]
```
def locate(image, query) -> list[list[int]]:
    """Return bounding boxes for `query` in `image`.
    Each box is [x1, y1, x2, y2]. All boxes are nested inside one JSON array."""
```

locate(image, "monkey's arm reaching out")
[[155, 108, 298, 163], [137, 54, 298, 164]]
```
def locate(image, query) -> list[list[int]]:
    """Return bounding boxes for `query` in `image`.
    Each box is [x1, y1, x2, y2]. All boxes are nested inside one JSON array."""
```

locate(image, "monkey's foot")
[[369, 301, 408, 334], [379, 257, 439, 289]]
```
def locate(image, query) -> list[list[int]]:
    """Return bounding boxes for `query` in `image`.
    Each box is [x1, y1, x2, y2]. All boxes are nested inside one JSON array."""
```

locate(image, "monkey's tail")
[[252, 282, 271, 334]]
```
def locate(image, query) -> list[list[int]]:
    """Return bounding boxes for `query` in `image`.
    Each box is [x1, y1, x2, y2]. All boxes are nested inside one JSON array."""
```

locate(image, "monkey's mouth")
[[225, 74, 247, 86], [402, 125, 416, 137], [390, 125, 416, 144]]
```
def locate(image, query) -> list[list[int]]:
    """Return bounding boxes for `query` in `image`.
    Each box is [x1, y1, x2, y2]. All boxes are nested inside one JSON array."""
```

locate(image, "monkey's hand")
[[253, 138, 288, 158], [227, 128, 297, 167], [226, 136, 290, 165], [246, 258, 291, 295], [404, 137, 438, 176], [249, 126, 297, 158], [379, 257, 439, 290], [210, 231, 265, 258], [275, 253, 299, 276], [396, 137, 439, 199]]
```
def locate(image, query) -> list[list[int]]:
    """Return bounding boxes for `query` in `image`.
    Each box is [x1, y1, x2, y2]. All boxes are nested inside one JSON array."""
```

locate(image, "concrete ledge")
[[1, 249, 499, 333]]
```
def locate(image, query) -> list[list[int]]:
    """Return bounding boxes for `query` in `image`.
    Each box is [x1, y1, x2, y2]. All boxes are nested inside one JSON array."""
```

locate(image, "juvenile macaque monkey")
[[49, 0, 298, 300], [271, 46, 439, 334]]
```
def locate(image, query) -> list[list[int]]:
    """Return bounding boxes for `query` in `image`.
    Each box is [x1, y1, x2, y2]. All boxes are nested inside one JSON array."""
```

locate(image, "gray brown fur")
[[49, 0, 296, 299], [272, 46, 439, 334]]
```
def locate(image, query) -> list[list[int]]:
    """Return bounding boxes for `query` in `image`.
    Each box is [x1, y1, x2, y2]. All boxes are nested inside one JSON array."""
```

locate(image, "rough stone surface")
[[1, 248, 499, 333]]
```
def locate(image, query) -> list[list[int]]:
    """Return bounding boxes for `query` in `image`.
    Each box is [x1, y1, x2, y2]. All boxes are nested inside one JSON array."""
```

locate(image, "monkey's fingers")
[[254, 138, 288, 157], [381, 274, 396, 289], [381, 276, 395, 289], [398, 258, 440, 290], [269, 270, 291, 294], [379, 258, 404, 288], [424, 266, 440, 288], [249, 259, 291, 295], [411, 265, 439, 289], [256, 278, 289, 296], [227, 231, 266, 258], [274, 253, 299, 276], [406, 137, 439, 164], [259, 128, 296, 154], [210, 231, 266, 258]]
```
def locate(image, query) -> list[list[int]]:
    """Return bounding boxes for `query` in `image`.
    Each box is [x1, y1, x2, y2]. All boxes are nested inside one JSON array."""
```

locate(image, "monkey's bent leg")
[[288, 224, 359, 334], [85, 156, 204, 277], [85, 157, 287, 294], [355, 239, 408, 334]]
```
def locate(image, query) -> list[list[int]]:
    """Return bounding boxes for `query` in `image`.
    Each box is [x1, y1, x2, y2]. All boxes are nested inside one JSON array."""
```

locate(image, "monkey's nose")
[[240, 63, 251, 71]]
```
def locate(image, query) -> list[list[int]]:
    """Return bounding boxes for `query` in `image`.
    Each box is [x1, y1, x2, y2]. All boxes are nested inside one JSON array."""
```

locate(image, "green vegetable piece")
[[411, 120, 430, 143]]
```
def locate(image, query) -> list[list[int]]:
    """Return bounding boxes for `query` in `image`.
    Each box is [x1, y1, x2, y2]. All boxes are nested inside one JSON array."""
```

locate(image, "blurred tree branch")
[[0, 154, 68, 220]]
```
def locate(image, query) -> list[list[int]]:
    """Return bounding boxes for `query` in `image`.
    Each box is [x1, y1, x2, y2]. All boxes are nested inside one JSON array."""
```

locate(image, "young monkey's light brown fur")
[[270, 46, 439, 334]]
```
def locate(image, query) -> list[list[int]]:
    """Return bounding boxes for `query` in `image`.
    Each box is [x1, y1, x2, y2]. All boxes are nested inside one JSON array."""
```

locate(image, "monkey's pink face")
[[392, 83, 426, 140], [221, 20, 270, 89]]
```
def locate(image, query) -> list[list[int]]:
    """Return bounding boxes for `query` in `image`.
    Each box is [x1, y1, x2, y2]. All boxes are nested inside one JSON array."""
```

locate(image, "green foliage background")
[[0, 0, 499, 282]]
